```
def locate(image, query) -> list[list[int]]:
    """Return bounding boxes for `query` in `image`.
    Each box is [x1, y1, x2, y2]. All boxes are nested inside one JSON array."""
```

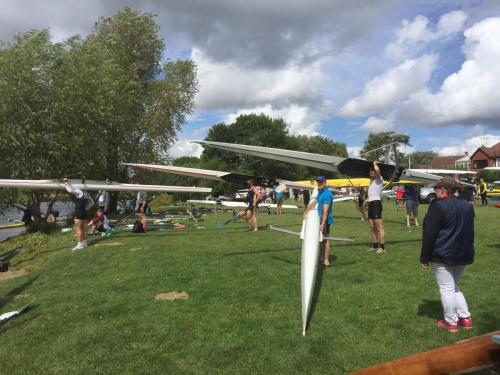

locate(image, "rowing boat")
[[0, 179, 212, 193], [301, 210, 321, 336], [350, 330, 500, 375]]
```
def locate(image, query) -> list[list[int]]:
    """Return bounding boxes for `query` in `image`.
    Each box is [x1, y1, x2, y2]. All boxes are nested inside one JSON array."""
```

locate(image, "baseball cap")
[[316, 176, 326, 183]]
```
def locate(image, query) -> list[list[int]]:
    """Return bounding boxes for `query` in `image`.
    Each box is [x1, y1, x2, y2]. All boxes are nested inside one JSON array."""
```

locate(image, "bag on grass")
[[132, 220, 145, 233]]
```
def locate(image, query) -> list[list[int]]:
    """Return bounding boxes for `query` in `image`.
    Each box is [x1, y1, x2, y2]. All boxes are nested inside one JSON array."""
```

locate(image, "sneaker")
[[71, 245, 84, 251], [375, 248, 385, 254], [458, 317, 473, 329], [437, 320, 458, 332], [368, 247, 378, 252]]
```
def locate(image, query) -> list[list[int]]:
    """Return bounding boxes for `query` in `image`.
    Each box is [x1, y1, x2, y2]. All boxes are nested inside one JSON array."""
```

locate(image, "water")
[[0, 202, 74, 243]]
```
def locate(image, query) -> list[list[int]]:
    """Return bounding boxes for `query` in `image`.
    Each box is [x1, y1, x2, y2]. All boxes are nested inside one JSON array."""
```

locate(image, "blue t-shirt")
[[316, 188, 333, 225]]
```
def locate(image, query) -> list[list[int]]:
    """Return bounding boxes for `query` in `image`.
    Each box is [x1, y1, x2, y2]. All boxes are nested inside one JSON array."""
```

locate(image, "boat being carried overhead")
[[0, 179, 212, 194], [192, 140, 445, 184]]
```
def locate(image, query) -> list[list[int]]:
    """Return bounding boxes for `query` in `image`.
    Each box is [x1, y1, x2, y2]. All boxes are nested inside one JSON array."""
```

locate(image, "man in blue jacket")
[[420, 177, 474, 332]]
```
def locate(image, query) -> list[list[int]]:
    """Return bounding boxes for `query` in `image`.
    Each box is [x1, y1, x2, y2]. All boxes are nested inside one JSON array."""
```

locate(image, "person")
[[303, 179, 313, 211], [13, 203, 33, 226], [404, 184, 420, 228], [477, 178, 488, 207], [420, 177, 474, 332], [395, 186, 405, 210], [136, 191, 148, 232], [64, 178, 94, 251], [367, 161, 385, 253], [96, 190, 110, 214], [304, 176, 333, 267], [356, 187, 367, 221], [274, 185, 284, 215], [236, 180, 261, 231], [88, 208, 110, 235]]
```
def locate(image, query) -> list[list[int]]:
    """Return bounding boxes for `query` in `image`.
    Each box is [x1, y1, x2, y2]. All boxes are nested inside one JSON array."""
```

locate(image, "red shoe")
[[458, 317, 473, 329], [437, 320, 458, 332]]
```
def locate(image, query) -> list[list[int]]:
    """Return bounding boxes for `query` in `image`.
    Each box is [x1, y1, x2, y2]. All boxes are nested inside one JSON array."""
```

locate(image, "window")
[[473, 160, 488, 169]]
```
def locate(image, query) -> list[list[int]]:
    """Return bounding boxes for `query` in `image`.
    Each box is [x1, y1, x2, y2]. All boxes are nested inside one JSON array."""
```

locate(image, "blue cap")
[[316, 176, 326, 182]]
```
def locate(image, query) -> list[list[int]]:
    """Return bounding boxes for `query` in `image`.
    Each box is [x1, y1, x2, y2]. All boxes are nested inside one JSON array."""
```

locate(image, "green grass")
[[1, 200, 499, 374]]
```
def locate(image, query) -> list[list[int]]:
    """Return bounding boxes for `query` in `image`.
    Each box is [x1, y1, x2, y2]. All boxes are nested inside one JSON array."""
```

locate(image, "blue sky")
[[1, 0, 499, 158]]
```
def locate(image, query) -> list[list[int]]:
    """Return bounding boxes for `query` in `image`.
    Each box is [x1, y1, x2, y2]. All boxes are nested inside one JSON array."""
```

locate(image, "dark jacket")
[[420, 195, 474, 265]]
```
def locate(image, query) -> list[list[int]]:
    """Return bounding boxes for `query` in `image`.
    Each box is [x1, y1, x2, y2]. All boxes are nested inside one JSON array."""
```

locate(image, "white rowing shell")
[[0, 179, 211, 193], [301, 210, 321, 336]]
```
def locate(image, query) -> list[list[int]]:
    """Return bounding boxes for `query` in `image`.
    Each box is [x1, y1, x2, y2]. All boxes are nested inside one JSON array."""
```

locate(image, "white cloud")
[[360, 116, 394, 132], [347, 146, 362, 157], [221, 103, 330, 135], [193, 48, 326, 112], [393, 17, 500, 127], [432, 134, 500, 156], [169, 138, 203, 159], [338, 54, 436, 118], [385, 10, 467, 59]]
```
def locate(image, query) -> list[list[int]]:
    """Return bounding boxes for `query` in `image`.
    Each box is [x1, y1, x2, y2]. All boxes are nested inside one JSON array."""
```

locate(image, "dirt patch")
[[93, 242, 123, 247], [0, 268, 27, 282], [155, 291, 189, 301], [130, 246, 150, 252]]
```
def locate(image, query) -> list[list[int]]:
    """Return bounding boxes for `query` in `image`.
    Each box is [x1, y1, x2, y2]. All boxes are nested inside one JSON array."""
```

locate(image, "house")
[[430, 155, 464, 169], [470, 142, 500, 170]]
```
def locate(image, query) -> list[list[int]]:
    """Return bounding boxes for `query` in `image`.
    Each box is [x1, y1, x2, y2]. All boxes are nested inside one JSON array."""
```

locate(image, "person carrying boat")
[[367, 161, 385, 254], [304, 176, 333, 267], [420, 177, 474, 332], [136, 191, 148, 232], [64, 178, 94, 251]]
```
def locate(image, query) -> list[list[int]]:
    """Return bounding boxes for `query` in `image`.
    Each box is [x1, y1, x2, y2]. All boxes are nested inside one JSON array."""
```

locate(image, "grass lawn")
[[1, 199, 499, 374]]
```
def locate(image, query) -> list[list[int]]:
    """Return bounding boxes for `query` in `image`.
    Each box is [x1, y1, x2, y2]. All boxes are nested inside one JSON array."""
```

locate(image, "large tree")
[[0, 7, 198, 220]]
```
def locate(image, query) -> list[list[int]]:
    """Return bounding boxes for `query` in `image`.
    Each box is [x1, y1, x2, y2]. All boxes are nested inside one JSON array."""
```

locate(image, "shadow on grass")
[[306, 260, 326, 333], [0, 274, 39, 309], [417, 299, 441, 319], [486, 243, 500, 249]]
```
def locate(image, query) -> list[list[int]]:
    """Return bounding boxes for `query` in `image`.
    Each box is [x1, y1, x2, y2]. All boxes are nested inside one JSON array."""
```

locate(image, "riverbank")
[[1, 201, 499, 374]]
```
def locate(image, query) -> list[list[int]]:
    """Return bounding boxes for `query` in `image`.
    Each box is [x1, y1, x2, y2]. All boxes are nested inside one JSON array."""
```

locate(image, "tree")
[[404, 151, 437, 168], [0, 7, 198, 221], [360, 132, 411, 163]]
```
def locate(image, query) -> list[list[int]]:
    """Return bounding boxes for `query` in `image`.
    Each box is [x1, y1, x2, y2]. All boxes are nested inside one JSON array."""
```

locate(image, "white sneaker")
[[368, 247, 378, 252], [375, 248, 386, 254], [72, 245, 84, 251]]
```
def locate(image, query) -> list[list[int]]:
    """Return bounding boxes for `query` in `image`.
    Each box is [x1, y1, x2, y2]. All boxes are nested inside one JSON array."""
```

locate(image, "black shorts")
[[322, 223, 331, 236], [136, 202, 148, 214], [368, 200, 383, 220], [75, 207, 87, 220]]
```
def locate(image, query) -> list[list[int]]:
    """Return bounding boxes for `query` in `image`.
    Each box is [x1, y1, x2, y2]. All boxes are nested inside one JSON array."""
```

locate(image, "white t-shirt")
[[368, 176, 384, 202]]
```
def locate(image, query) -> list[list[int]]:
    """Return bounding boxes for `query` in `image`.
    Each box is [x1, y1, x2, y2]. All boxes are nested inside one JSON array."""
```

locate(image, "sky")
[[1, 0, 500, 159]]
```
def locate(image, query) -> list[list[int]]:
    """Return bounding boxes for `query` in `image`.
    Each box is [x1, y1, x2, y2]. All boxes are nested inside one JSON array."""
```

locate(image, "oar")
[[267, 225, 354, 242]]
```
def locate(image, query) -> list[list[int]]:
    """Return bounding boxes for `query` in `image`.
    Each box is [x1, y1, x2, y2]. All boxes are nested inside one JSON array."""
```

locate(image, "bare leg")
[[376, 219, 385, 244], [369, 219, 379, 243], [323, 240, 330, 266]]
